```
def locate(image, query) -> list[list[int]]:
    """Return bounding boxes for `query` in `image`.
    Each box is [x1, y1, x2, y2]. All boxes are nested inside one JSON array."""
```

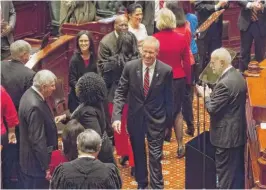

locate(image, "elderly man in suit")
[[112, 36, 173, 189], [97, 15, 128, 75], [19, 70, 58, 189], [196, 48, 247, 189], [1, 40, 35, 189], [1, 1, 16, 60], [195, 0, 229, 75], [238, 1, 266, 72]]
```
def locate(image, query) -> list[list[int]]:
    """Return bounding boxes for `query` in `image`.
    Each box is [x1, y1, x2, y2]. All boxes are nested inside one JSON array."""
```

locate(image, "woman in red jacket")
[[1, 86, 18, 146], [153, 8, 191, 158]]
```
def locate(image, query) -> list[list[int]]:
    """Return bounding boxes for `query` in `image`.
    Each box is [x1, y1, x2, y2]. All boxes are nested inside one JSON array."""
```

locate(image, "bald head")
[[114, 15, 128, 35]]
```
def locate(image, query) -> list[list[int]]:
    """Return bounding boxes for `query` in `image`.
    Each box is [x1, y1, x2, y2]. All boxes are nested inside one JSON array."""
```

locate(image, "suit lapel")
[[136, 61, 145, 99]]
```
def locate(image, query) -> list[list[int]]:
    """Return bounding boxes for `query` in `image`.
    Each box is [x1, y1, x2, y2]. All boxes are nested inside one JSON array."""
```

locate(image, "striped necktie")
[[144, 67, 150, 97]]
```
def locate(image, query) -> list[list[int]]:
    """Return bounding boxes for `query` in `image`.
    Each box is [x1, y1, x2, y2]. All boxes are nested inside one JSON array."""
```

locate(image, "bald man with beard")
[[97, 15, 128, 75]]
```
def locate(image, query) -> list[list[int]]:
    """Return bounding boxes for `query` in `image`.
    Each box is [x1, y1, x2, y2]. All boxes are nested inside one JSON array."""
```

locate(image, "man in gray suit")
[[112, 36, 173, 189], [1, 1, 16, 60], [197, 48, 247, 189], [97, 15, 128, 75], [238, 1, 266, 72]]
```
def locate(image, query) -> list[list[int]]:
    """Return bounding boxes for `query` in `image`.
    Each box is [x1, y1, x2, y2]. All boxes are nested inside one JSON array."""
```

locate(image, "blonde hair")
[[156, 8, 176, 31]]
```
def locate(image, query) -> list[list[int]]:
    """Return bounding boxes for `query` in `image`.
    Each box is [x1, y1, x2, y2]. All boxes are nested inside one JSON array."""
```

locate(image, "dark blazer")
[[205, 67, 247, 148], [68, 52, 97, 112], [237, 0, 266, 36], [194, 1, 229, 39], [1, 60, 35, 110], [97, 31, 118, 74], [19, 88, 58, 177], [71, 102, 115, 164], [112, 59, 173, 136], [51, 157, 122, 189], [0, 1, 16, 46]]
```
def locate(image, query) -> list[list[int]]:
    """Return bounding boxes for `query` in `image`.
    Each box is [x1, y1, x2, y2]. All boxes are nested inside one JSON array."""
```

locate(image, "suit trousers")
[[240, 22, 266, 72], [129, 123, 165, 189], [21, 172, 49, 189], [215, 145, 245, 189]]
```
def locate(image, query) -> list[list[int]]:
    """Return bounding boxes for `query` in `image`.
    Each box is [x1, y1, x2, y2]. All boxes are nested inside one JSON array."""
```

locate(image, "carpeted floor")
[[115, 96, 210, 189]]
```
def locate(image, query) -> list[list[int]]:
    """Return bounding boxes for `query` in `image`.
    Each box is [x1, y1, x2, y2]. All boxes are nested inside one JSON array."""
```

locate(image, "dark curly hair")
[[62, 119, 85, 161], [76, 72, 107, 105]]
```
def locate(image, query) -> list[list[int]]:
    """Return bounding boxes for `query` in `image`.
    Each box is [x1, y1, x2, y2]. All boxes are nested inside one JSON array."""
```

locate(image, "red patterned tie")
[[144, 67, 150, 97], [159, 0, 164, 9]]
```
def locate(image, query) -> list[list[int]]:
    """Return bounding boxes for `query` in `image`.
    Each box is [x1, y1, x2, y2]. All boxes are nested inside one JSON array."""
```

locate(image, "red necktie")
[[159, 0, 164, 9], [144, 67, 150, 97]]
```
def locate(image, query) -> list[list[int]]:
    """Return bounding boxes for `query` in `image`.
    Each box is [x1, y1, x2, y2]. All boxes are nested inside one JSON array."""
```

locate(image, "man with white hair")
[[196, 48, 247, 189], [112, 36, 173, 189], [1, 39, 35, 188], [18, 70, 58, 189]]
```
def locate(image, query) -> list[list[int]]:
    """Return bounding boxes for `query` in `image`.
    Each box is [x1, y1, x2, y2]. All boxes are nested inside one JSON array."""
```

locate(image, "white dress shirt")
[[142, 61, 156, 86]]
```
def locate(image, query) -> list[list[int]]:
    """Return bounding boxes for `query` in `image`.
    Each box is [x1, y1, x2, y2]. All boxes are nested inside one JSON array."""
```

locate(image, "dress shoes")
[[137, 183, 148, 189], [119, 156, 129, 166], [130, 167, 135, 177], [177, 146, 185, 159], [185, 129, 194, 137]]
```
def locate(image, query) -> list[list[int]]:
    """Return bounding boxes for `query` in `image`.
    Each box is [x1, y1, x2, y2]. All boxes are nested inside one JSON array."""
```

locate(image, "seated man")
[[51, 129, 122, 189]]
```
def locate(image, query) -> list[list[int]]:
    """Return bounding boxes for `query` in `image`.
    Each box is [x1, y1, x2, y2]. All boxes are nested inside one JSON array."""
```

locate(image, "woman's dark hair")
[[127, 3, 143, 15], [116, 31, 139, 61], [62, 119, 85, 161], [165, 2, 186, 27], [76, 72, 107, 105], [76, 30, 95, 55]]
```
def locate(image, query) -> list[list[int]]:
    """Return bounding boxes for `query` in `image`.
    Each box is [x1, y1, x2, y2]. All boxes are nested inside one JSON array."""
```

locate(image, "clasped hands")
[[1, 19, 11, 37], [54, 114, 67, 123], [196, 84, 212, 98], [217, 0, 228, 9]]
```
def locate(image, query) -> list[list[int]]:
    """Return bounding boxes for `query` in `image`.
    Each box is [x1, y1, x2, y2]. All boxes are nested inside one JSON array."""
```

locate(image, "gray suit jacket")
[[237, 0, 266, 36], [112, 59, 173, 137], [97, 31, 117, 74], [1, 1, 16, 46], [205, 67, 247, 148]]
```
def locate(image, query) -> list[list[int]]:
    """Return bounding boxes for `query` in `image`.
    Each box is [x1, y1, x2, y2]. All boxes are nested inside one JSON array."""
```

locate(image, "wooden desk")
[[26, 35, 75, 115], [245, 59, 266, 189]]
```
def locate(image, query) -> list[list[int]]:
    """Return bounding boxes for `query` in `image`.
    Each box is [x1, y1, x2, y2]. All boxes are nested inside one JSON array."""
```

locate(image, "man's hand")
[[196, 84, 212, 97], [8, 132, 17, 144], [217, 0, 228, 8], [112, 120, 121, 134], [55, 114, 66, 123], [1, 25, 12, 37], [45, 169, 52, 181]]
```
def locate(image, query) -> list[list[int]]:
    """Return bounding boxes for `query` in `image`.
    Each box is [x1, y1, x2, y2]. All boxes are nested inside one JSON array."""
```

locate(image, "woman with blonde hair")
[[153, 8, 191, 158]]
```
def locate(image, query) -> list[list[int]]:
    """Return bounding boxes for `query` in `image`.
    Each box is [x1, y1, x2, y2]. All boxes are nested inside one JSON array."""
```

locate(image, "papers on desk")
[[261, 123, 266, 129]]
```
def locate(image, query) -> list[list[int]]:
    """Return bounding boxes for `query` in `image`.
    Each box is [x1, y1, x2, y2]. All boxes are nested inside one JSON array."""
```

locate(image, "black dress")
[[51, 157, 122, 189], [68, 52, 97, 113]]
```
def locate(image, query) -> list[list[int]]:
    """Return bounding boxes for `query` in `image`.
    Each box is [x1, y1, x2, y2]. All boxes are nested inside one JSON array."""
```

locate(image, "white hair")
[[211, 48, 232, 65], [10, 40, 31, 61], [33, 70, 57, 90], [77, 129, 102, 153], [142, 36, 160, 51]]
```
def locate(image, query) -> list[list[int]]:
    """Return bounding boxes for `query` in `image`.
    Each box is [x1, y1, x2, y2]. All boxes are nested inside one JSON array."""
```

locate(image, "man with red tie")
[[112, 36, 173, 189]]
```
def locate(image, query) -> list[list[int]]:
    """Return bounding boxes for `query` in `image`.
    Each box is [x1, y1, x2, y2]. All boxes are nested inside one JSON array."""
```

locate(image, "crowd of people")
[[1, 0, 266, 189]]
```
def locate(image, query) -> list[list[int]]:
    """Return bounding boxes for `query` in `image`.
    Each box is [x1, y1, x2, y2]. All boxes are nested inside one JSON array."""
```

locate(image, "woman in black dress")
[[68, 30, 97, 113]]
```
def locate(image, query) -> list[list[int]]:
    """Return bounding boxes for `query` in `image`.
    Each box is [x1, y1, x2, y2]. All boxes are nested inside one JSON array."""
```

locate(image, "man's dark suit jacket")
[[1, 60, 35, 110], [19, 88, 58, 177], [112, 59, 173, 136], [205, 67, 247, 148], [97, 31, 117, 74], [238, 0, 266, 36], [194, 1, 229, 39]]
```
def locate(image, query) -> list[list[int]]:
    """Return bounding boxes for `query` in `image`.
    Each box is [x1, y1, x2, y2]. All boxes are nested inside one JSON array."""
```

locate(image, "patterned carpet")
[[115, 96, 210, 189]]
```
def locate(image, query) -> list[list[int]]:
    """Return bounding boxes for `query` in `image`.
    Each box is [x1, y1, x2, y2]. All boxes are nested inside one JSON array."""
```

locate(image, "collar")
[[31, 86, 45, 101], [143, 60, 156, 71], [220, 65, 232, 78], [114, 31, 119, 38], [78, 154, 95, 159]]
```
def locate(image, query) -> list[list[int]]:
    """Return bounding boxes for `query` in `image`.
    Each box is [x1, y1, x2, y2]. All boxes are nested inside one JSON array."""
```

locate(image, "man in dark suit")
[[97, 15, 128, 74], [195, 0, 229, 75], [19, 70, 58, 189], [1, 40, 35, 189], [196, 48, 247, 189], [112, 36, 173, 189], [1, 1, 16, 60], [238, 1, 266, 72]]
